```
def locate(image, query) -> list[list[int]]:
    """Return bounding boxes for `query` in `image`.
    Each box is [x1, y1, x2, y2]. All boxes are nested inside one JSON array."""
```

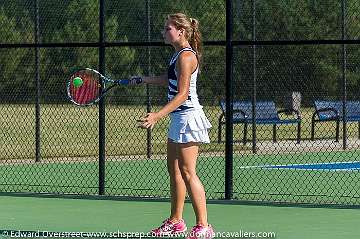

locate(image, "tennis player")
[[130, 13, 215, 239]]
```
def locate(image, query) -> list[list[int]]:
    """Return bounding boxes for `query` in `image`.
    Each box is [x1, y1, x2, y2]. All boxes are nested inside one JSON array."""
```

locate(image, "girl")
[[131, 13, 214, 239]]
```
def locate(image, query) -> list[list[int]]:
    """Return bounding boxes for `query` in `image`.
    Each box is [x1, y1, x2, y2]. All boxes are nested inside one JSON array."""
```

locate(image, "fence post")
[[146, 0, 152, 159], [251, 0, 257, 154], [225, 0, 234, 200], [98, 0, 106, 195], [341, 0, 347, 150], [35, 0, 41, 163]]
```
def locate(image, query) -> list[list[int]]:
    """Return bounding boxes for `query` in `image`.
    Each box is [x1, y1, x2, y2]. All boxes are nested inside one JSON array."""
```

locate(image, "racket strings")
[[69, 70, 102, 105]]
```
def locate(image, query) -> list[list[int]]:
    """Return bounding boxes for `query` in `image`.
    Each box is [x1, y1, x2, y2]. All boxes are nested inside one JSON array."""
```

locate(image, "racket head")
[[66, 68, 104, 106]]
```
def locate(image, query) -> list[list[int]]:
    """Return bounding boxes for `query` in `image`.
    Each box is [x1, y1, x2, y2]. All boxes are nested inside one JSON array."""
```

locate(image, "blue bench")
[[312, 100, 360, 141], [218, 100, 302, 144]]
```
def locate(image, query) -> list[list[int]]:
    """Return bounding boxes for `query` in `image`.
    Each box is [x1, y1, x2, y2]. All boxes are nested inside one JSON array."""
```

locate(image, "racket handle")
[[118, 79, 130, 85], [117, 77, 142, 85]]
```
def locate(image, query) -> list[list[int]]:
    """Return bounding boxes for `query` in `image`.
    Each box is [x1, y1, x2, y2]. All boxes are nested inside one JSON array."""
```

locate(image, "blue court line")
[[264, 161, 360, 171]]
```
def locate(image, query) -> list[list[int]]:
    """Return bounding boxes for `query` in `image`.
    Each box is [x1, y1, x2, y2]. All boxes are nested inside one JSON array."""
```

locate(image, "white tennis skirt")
[[168, 108, 212, 144]]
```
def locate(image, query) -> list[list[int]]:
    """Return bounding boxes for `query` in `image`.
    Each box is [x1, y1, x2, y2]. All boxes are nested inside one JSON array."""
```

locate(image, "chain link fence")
[[0, 0, 359, 206]]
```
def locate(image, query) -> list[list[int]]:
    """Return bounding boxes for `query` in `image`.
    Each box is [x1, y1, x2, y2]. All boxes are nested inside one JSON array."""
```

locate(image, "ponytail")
[[189, 17, 202, 65]]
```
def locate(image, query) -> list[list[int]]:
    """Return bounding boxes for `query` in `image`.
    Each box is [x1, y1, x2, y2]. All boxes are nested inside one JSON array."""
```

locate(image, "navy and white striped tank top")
[[167, 47, 202, 113]]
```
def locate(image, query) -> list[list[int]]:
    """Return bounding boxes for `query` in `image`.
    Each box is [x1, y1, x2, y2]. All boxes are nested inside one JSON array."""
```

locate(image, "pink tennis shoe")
[[186, 224, 215, 239], [151, 218, 187, 237]]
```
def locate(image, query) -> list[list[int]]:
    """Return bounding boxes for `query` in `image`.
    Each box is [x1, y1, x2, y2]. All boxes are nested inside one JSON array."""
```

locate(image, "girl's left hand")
[[138, 112, 161, 129]]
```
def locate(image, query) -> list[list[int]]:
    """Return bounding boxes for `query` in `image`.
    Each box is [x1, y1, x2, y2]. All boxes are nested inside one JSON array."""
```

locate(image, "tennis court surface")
[[0, 195, 359, 239], [2, 150, 360, 205]]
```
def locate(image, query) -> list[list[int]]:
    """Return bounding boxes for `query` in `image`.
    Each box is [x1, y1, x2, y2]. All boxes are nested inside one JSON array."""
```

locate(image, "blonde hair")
[[167, 13, 203, 64]]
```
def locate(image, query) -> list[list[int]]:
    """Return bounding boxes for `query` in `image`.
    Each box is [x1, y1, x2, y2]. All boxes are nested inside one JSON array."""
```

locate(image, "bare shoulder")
[[178, 50, 197, 62], [177, 50, 197, 70]]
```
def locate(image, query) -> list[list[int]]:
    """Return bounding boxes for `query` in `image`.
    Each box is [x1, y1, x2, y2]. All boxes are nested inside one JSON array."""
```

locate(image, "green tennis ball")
[[73, 77, 83, 88]]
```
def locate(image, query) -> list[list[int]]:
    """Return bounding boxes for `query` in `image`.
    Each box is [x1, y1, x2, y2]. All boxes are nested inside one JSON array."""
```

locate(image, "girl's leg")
[[150, 140, 188, 237], [177, 142, 208, 226], [167, 139, 187, 222]]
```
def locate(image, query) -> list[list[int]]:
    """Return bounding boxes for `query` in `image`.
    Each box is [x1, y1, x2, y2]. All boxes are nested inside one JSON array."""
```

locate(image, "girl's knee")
[[179, 166, 197, 183]]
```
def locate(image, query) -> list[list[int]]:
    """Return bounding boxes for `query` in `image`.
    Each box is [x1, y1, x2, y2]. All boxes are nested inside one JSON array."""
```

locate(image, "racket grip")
[[119, 79, 130, 85], [118, 77, 143, 85]]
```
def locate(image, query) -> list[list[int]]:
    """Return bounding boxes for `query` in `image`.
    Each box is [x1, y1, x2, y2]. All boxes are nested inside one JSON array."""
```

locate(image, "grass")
[[1, 104, 359, 160]]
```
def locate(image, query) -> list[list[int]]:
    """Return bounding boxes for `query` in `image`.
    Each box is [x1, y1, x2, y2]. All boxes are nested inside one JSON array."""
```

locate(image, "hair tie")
[[189, 18, 194, 26]]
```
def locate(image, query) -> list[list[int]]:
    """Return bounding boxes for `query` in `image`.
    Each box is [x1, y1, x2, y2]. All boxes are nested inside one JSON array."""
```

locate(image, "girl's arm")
[[131, 74, 168, 86], [139, 51, 197, 129]]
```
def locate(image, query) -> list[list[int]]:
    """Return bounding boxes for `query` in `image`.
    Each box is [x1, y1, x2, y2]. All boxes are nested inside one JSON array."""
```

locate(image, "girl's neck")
[[173, 40, 191, 52]]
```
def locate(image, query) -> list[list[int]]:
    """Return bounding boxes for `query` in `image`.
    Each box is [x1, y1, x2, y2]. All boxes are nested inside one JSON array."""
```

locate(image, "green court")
[[1, 0, 360, 238], [2, 150, 360, 238], [1, 150, 360, 204], [0, 195, 359, 239]]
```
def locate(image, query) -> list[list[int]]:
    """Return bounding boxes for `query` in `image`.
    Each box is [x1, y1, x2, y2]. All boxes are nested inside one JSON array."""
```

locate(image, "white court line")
[[237, 160, 360, 171]]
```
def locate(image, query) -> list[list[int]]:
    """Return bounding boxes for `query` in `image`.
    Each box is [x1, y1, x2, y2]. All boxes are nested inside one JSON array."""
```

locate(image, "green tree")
[[346, 0, 360, 99], [233, 0, 348, 105], [40, 0, 141, 102], [1, 0, 359, 104], [0, 6, 34, 102]]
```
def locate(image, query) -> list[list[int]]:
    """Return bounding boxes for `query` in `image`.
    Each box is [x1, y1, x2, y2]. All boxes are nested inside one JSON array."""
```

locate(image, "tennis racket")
[[66, 68, 142, 106]]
